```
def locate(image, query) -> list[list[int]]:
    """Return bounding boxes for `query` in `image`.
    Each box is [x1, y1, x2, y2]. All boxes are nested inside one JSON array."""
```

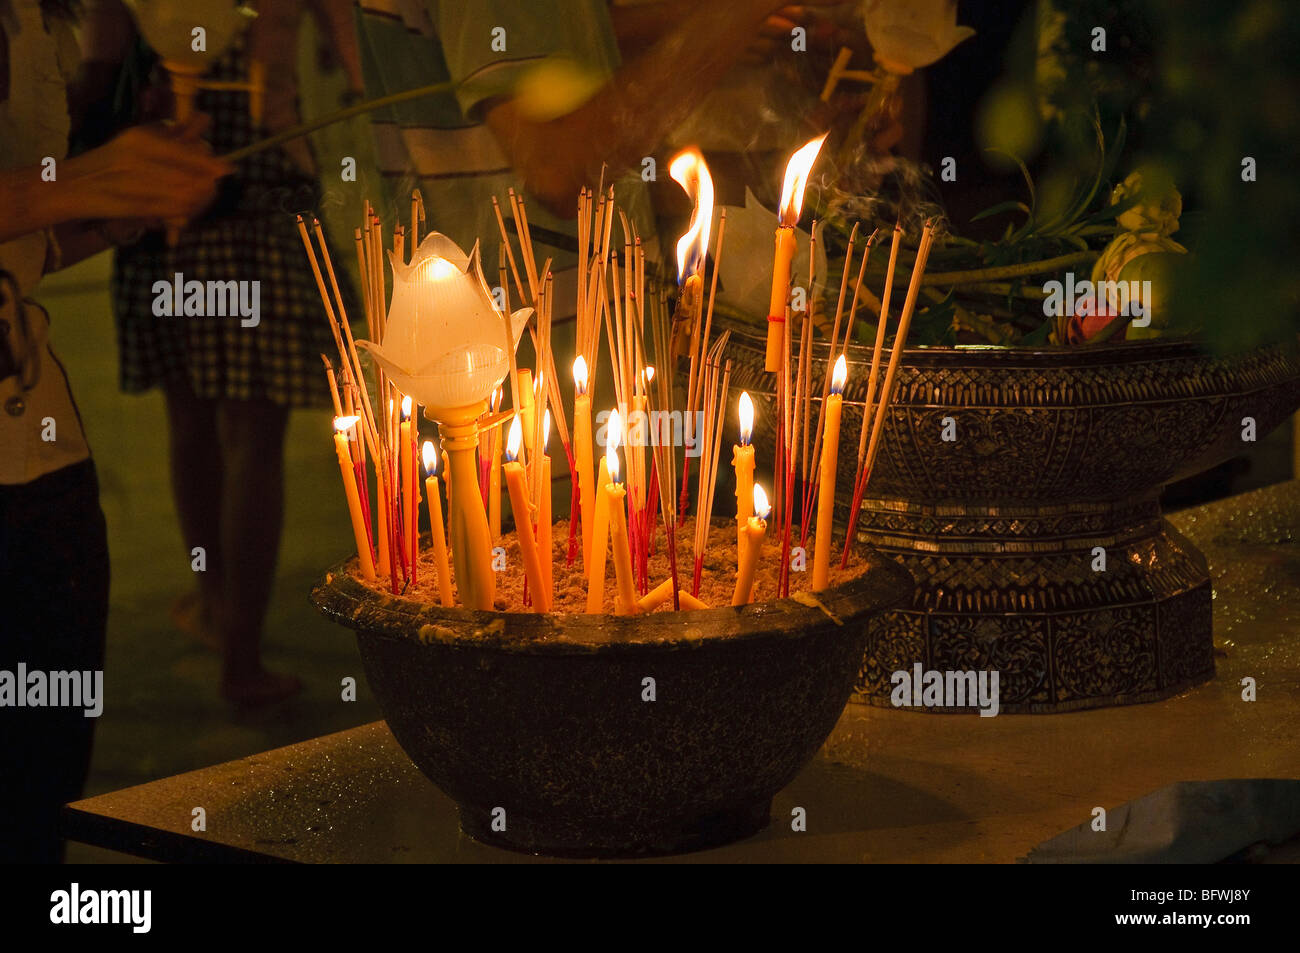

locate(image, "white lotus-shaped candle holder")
[[125, 0, 257, 71], [358, 233, 532, 414], [862, 0, 975, 74]]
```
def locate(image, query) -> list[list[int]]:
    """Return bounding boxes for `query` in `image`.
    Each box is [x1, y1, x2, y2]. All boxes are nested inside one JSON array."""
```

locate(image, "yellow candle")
[[733, 484, 770, 606], [573, 356, 595, 571], [584, 455, 611, 614], [733, 391, 755, 561], [765, 133, 829, 373], [488, 420, 502, 543], [607, 482, 636, 616], [813, 355, 847, 591], [540, 411, 554, 605], [333, 416, 375, 581], [517, 368, 536, 455], [422, 441, 454, 607], [503, 416, 550, 612], [677, 590, 710, 610], [603, 410, 637, 615], [636, 578, 675, 613]]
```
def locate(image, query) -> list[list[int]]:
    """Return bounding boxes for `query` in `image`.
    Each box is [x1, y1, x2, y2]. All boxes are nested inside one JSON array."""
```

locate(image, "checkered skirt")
[[112, 37, 350, 408]]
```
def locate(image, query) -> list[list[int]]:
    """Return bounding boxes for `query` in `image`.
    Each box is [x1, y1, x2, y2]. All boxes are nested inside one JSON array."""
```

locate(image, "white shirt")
[[0, 0, 92, 484]]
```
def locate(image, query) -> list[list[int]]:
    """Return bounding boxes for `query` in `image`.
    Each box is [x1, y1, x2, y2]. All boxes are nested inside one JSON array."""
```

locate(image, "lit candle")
[[488, 404, 502, 543], [503, 415, 550, 612], [813, 355, 847, 591], [517, 367, 536, 455], [733, 484, 771, 605], [422, 440, 454, 607], [604, 411, 637, 615], [333, 416, 376, 581], [765, 133, 829, 373], [540, 410, 553, 605], [733, 391, 755, 562], [669, 148, 713, 360], [584, 453, 611, 614], [573, 356, 595, 571]]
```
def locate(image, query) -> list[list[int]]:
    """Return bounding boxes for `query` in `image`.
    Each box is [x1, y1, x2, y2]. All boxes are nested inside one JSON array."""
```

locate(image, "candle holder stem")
[[433, 402, 496, 610]]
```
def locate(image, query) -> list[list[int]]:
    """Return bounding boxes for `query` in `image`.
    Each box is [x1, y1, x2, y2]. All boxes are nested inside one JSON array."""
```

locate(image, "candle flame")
[[753, 483, 771, 520], [573, 355, 588, 396], [738, 391, 754, 445], [401, 395, 413, 419], [778, 132, 829, 226], [422, 439, 438, 475], [543, 409, 552, 452], [506, 414, 522, 462], [333, 415, 360, 433], [643, 365, 655, 385], [832, 354, 848, 394], [607, 407, 622, 482], [669, 146, 714, 281]]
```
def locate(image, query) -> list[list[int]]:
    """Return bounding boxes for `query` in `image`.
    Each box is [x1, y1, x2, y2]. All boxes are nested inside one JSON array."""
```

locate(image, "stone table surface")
[[64, 481, 1300, 863]]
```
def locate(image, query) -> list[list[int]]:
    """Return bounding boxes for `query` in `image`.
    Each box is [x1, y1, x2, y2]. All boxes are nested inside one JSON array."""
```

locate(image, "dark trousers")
[[0, 459, 110, 862]]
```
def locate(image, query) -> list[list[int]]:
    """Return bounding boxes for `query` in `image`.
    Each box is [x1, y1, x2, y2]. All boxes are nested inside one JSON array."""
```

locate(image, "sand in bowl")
[[348, 517, 865, 613]]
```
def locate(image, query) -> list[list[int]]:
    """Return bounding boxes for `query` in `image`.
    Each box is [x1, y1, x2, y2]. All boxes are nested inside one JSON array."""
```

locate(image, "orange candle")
[[765, 133, 829, 373], [333, 416, 375, 581], [813, 355, 847, 591], [422, 441, 454, 607], [733, 484, 771, 605], [584, 454, 611, 614], [503, 415, 550, 612]]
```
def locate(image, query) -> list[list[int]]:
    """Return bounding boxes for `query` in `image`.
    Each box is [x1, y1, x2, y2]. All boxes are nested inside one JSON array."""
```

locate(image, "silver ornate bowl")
[[725, 323, 1300, 713]]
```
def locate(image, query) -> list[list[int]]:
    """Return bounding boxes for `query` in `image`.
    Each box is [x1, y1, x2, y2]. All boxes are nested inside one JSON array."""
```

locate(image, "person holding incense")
[[0, 0, 229, 862], [78, 0, 364, 705]]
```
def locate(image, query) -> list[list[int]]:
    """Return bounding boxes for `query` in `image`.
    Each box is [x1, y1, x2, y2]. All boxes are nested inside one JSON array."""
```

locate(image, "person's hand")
[[743, 3, 853, 66], [61, 114, 232, 226]]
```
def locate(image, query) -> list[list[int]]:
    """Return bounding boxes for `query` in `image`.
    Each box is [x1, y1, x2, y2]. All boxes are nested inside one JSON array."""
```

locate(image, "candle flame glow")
[[416, 256, 460, 282], [506, 414, 522, 462], [422, 439, 438, 476], [333, 415, 360, 433], [644, 365, 655, 385], [607, 408, 622, 482], [832, 354, 848, 394], [573, 355, 588, 396], [669, 147, 714, 281], [738, 391, 754, 445], [753, 483, 771, 521], [543, 409, 552, 452], [401, 395, 413, 419], [778, 132, 829, 226]]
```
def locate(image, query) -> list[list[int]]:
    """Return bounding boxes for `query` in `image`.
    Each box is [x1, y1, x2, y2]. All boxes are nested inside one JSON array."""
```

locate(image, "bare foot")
[[171, 591, 220, 650], [220, 669, 302, 706]]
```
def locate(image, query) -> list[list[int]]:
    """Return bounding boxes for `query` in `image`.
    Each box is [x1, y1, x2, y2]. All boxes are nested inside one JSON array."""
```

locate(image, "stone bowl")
[[723, 319, 1300, 712], [310, 542, 912, 857]]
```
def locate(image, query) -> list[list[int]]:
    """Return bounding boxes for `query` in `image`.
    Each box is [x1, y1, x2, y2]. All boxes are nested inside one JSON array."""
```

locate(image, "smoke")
[[809, 141, 952, 242]]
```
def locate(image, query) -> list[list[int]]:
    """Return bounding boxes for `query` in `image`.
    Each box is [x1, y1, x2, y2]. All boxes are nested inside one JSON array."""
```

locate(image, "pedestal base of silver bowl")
[[854, 496, 1214, 712]]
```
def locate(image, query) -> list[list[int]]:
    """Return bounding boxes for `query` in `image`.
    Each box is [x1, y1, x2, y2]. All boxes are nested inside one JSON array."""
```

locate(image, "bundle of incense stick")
[[839, 219, 937, 565]]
